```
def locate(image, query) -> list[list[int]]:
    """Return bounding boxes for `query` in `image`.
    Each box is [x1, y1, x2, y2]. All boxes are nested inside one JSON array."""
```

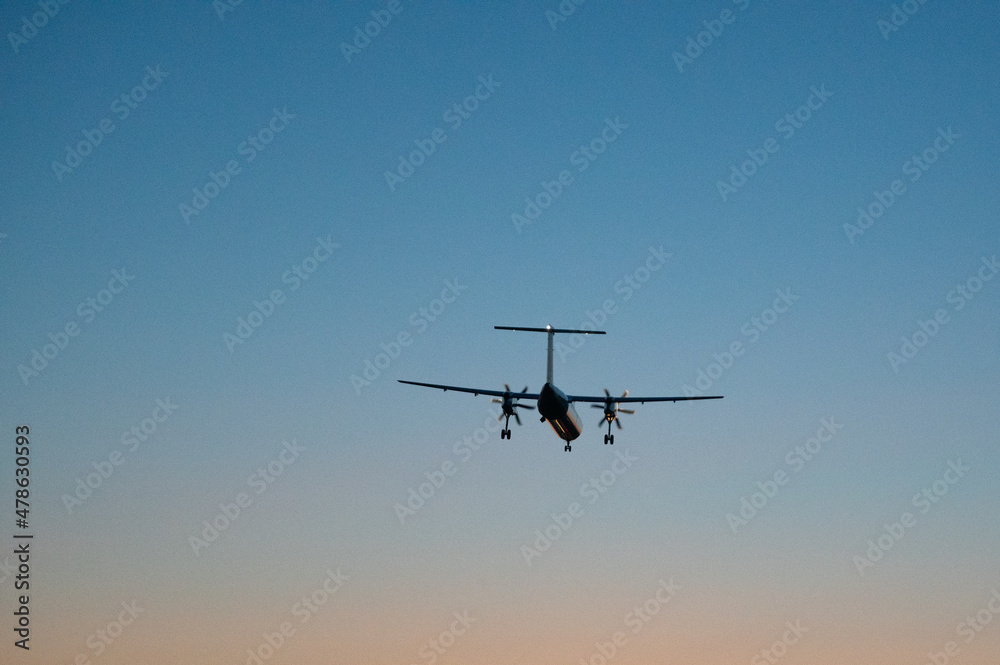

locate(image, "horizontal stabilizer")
[[495, 326, 606, 335]]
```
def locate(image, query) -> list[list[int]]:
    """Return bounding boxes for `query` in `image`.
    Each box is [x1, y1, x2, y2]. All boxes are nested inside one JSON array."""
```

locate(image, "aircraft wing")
[[568, 394, 723, 404], [398, 380, 540, 401]]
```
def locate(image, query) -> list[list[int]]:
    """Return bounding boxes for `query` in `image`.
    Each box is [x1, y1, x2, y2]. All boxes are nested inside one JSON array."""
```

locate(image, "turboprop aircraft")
[[399, 326, 723, 451]]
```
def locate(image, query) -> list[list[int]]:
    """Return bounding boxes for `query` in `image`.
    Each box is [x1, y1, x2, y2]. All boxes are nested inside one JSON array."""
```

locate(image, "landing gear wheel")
[[604, 434, 609, 445], [609, 434, 614, 445], [501, 429, 509, 439], [564, 444, 572, 452]]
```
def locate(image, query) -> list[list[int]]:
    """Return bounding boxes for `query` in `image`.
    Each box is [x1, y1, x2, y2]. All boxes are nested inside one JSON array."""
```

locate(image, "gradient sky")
[[2, 2, 999, 664]]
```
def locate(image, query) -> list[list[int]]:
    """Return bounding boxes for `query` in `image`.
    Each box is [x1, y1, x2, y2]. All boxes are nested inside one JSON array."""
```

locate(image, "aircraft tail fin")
[[494, 326, 606, 384]]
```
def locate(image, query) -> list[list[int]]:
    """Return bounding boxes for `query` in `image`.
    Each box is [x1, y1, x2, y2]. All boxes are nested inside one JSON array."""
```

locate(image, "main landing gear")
[[493, 384, 533, 441], [591, 389, 632, 446]]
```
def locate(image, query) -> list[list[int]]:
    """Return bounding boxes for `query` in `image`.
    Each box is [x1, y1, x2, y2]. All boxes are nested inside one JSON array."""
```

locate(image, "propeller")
[[491, 384, 534, 426], [591, 389, 634, 429]]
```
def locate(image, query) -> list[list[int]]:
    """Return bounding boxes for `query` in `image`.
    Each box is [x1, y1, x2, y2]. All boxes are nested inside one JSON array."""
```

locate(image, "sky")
[[1, 1, 999, 664]]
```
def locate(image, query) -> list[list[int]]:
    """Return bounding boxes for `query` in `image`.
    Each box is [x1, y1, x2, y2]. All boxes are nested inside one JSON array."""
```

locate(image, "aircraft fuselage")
[[537, 382, 582, 442]]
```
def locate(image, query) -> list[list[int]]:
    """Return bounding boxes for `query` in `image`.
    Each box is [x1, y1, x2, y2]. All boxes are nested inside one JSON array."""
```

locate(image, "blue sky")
[[1, 2, 999, 664]]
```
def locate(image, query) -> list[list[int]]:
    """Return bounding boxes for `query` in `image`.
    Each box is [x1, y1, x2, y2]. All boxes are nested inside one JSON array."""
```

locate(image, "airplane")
[[399, 325, 723, 451]]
